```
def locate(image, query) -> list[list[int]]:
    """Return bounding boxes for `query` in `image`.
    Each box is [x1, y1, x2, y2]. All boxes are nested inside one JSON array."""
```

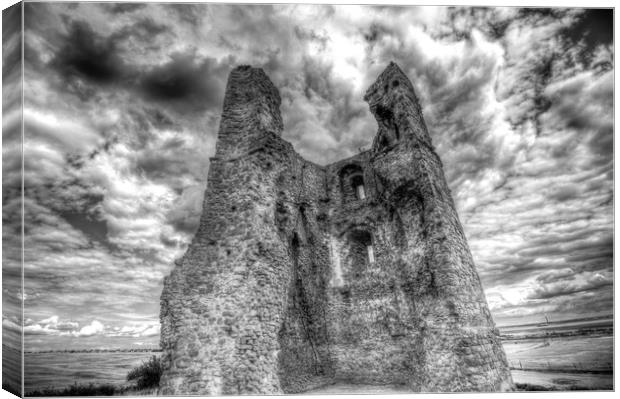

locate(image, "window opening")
[[367, 244, 375, 264], [351, 174, 366, 200], [356, 184, 366, 200], [339, 165, 366, 204]]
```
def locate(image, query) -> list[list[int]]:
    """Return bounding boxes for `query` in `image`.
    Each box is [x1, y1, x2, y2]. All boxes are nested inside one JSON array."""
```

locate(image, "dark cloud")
[[362, 23, 393, 44], [554, 289, 613, 315], [438, 7, 519, 43], [2, 3, 22, 82], [102, 3, 146, 14], [477, 223, 612, 290], [138, 53, 231, 112], [559, 9, 613, 63], [44, 16, 231, 116], [2, 128, 22, 190], [110, 17, 172, 44], [531, 55, 555, 136], [480, 258, 556, 287], [2, 2, 21, 37], [487, 18, 511, 40], [302, 58, 337, 100], [527, 274, 612, 300], [588, 125, 614, 159], [517, 235, 612, 259], [2, 193, 23, 316], [564, 249, 613, 266], [135, 151, 194, 182], [517, 8, 563, 19], [299, 58, 369, 141], [535, 268, 576, 284], [52, 21, 129, 85], [59, 208, 109, 248], [166, 4, 202, 27]]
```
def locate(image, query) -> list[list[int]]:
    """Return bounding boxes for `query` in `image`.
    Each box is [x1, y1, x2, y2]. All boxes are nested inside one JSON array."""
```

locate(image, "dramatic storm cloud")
[[4, 3, 613, 350]]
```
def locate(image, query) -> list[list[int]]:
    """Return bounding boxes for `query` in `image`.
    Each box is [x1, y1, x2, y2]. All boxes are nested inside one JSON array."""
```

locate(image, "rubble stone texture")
[[158, 63, 514, 394]]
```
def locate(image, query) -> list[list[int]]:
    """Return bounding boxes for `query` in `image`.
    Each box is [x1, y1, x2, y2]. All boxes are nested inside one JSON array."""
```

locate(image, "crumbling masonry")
[[158, 62, 513, 394]]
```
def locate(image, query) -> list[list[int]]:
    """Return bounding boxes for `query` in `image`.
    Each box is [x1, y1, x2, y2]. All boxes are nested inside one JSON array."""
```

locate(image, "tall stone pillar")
[[364, 62, 513, 391], [159, 66, 291, 395]]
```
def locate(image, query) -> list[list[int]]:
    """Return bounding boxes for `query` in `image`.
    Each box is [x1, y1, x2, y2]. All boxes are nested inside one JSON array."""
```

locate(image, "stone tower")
[[158, 63, 513, 394]]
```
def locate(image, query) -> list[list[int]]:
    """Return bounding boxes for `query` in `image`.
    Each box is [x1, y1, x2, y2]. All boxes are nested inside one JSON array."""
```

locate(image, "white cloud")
[[2, 318, 22, 333], [74, 320, 105, 337], [25, 108, 103, 153], [139, 324, 160, 337], [39, 315, 59, 325], [107, 322, 160, 338]]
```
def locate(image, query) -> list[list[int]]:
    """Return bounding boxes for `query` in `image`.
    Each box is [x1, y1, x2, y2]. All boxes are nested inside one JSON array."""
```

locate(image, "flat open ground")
[[502, 335, 612, 371], [304, 384, 413, 394], [20, 318, 613, 394], [303, 370, 614, 394], [305, 335, 614, 393], [511, 370, 613, 390]]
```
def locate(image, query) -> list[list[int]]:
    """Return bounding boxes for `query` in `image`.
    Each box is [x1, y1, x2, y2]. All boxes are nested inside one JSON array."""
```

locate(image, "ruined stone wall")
[[321, 153, 416, 386], [271, 154, 334, 393], [159, 63, 513, 395]]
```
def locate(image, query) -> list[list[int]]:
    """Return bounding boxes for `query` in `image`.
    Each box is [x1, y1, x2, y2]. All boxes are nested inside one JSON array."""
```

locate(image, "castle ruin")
[[158, 62, 513, 394]]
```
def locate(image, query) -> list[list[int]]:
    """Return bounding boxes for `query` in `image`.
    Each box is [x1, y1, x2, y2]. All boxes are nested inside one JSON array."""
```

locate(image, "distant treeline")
[[25, 348, 162, 354], [500, 326, 613, 341], [499, 315, 612, 330], [509, 360, 613, 374]]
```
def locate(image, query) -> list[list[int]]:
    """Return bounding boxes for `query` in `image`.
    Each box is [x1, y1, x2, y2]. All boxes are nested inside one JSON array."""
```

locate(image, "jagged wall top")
[[363, 62, 417, 108], [215, 62, 431, 160], [363, 62, 431, 151]]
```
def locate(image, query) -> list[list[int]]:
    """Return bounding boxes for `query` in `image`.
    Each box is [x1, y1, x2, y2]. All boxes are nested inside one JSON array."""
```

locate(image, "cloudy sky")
[[2, 2, 613, 351]]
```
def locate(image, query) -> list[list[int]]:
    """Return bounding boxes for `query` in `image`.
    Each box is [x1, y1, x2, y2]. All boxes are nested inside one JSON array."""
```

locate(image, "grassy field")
[[2, 344, 22, 397], [500, 318, 613, 390], [512, 370, 613, 391], [23, 351, 160, 393], [503, 335, 613, 372]]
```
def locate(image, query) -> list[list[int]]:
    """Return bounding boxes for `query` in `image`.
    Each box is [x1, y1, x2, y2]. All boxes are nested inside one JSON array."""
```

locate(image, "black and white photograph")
[[1, 0, 615, 396]]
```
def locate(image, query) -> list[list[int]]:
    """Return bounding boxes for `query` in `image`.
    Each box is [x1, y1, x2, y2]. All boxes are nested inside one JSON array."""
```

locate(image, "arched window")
[[339, 164, 367, 204]]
